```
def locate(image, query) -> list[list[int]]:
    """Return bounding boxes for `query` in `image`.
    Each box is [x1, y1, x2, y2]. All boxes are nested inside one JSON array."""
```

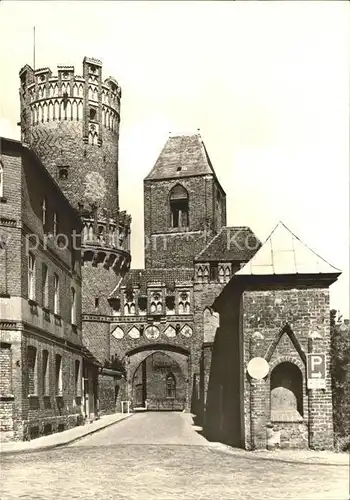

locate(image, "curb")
[[209, 443, 349, 467], [0, 413, 135, 456]]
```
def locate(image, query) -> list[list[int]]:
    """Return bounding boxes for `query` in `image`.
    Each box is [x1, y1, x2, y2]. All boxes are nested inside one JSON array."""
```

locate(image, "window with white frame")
[[53, 273, 60, 315], [42, 263, 49, 308], [71, 286, 77, 325], [28, 252, 36, 300], [0, 161, 3, 198]]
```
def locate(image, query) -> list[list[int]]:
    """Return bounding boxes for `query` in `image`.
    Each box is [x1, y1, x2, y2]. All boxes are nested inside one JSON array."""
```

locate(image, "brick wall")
[[20, 332, 84, 441], [0, 152, 22, 298], [208, 282, 334, 450], [0, 343, 12, 394], [0, 141, 85, 441], [20, 59, 121, 217], [144, 175, 222, 268], [27, 122, 119, 216], [241, 286, 333, 450]]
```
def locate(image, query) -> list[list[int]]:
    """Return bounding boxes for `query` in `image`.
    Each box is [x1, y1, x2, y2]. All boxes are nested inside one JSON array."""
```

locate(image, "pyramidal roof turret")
[[236, 221, 341, 277], [145, 132, 218, 181]]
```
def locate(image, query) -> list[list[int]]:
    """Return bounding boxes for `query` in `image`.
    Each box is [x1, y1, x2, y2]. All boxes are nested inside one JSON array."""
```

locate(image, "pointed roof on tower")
[[236, 221, 341, 277], [145, 133, 221, 183]]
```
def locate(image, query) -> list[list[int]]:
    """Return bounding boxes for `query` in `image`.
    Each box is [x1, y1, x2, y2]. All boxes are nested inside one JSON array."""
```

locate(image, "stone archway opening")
[[132, 351, 187, 411]]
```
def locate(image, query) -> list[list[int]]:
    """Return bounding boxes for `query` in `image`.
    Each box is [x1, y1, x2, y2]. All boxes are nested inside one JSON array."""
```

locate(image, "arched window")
[[27, 346, 38, 395], [0, 162, 3, 198], [71, 287, 77, 325], [169, 184, 189, 228], [178, 291, 190, 314], [165, 373, 176, 399], [28, 252, 36, 300], [75, 359, 81, 397], [98, 225, 104, 242], [270, 362, 303, 420], [53, 273, 59, 314], [42, 263, 49, 309], [55, 354, 63, 395], [42, 349, 49, 396]]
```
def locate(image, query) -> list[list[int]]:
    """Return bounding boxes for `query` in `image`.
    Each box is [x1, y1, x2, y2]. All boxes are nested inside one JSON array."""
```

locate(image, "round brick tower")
[[19, 57, 131, 364]]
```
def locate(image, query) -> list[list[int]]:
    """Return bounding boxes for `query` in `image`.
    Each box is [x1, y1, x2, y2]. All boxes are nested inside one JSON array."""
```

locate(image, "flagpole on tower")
[[33, 26, 36, 70]]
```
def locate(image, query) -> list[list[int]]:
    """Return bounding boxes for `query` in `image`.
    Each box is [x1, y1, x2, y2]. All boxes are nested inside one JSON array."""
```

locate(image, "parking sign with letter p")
[[307, 353, 326, 389]]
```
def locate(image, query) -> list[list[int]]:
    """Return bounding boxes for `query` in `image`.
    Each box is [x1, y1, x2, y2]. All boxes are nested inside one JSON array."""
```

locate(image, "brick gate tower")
[[19, 58, 132, 412]]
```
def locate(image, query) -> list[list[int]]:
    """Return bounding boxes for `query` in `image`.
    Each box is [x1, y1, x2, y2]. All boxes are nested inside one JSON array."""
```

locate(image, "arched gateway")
[[127, 346, 189, 411]]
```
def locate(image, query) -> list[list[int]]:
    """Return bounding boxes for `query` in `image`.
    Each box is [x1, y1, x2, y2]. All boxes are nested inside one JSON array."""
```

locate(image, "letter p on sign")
[[307, 353, 326, 389], [311, 355, 323, 372]]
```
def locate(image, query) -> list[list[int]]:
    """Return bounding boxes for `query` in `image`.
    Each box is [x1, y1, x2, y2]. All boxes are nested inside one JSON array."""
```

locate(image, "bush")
[[334, 435, 350, 452]]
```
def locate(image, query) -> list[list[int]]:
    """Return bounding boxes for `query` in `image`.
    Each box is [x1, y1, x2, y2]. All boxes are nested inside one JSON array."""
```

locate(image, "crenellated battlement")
[[19, 58, 121, 147], [18, 55, 127, 227]]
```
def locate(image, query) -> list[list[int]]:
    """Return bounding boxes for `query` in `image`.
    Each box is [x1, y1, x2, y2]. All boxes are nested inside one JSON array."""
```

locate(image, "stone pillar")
[[307, 334, 334, 450], [249, 331, 267, 450]]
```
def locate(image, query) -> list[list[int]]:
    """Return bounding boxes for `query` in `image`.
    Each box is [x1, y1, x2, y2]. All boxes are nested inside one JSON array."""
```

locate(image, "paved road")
[[1, 412, 348, 500]]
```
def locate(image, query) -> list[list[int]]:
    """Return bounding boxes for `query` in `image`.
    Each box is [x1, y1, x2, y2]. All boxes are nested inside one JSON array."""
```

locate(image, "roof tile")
[[145, 134, 215, 181], [195, 226, 261, 262]]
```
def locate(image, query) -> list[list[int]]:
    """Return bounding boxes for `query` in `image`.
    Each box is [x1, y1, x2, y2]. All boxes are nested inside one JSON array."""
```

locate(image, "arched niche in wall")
[[270, 362, 303, 422]]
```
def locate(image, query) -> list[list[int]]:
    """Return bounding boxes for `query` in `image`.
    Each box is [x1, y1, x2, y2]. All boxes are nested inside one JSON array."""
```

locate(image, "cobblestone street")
[[1, 413, 348, 500]]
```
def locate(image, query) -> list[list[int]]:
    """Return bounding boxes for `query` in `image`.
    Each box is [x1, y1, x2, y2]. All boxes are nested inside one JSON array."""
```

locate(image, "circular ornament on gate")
[[181, 325, 193, 338], [247, 357, 269, 380], [145, 325, 160, 340]]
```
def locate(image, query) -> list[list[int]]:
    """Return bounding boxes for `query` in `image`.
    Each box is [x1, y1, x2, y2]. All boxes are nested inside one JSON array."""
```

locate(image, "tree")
[[330, 309, 350, 451]]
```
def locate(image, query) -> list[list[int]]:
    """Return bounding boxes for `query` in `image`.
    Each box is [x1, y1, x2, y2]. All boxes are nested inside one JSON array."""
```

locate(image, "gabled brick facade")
[[111, 133, 259, 415], [210, 223, 341, 450]]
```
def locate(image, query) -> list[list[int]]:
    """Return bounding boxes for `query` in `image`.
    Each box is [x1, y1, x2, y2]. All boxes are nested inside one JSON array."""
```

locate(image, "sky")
[[0, 1, 349, 316]]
